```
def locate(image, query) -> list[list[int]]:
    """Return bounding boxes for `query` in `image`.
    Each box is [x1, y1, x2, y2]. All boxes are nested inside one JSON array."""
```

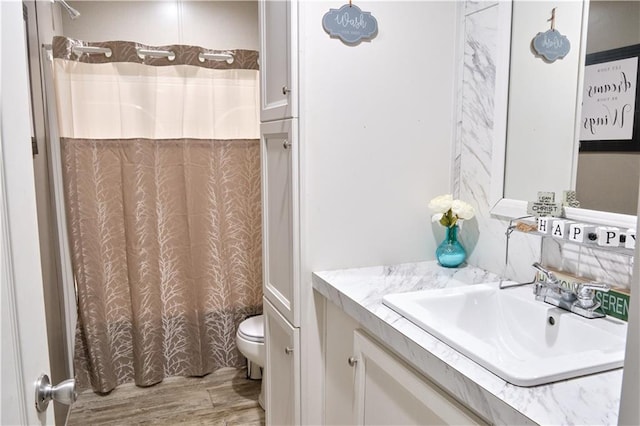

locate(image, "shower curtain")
[[51, 36, 262, 393]]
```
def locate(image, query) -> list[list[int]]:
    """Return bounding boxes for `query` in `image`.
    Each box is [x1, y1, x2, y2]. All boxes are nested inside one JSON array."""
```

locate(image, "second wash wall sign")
[[323, 3, 378, 45], [532, 8, 571, 62]]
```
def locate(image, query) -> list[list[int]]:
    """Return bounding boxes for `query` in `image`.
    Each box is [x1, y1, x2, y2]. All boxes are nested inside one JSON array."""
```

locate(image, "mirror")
[[575, 1, 640, 215], [501, 0, 640, 217]]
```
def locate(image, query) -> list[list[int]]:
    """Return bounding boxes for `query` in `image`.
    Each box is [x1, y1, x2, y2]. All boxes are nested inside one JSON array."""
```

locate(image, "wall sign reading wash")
[[322, 3, 378, 45]]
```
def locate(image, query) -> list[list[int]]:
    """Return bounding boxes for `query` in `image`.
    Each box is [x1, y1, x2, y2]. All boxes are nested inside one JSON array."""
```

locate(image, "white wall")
[[299, 2, 459, 423], [302, 1, 459, 272], [62, 1, 258, 49]]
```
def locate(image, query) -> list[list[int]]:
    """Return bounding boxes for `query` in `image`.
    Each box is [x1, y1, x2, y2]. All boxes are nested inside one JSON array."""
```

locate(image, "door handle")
[[283, 140, 291, 150], [35, 374, 77, 412]]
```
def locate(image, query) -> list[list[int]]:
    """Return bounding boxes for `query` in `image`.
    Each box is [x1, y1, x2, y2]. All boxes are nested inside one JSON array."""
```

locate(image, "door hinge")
[[32, 137, 39, 156]]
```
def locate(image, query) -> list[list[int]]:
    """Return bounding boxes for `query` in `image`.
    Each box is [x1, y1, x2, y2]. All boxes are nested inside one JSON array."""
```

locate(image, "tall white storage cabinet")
[[259, 1, 301, 424]]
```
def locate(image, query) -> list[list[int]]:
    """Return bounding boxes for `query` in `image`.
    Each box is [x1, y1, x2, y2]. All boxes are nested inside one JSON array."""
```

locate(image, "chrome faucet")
[[531, 263, 610, 319]]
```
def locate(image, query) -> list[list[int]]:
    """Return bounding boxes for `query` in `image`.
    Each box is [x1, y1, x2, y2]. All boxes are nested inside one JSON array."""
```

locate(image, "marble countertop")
[[312, 261, 623, 425]]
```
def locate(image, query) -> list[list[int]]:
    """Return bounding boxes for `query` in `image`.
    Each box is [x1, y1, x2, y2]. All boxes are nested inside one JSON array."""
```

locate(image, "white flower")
[[451, 199, 475, 220], [428, 194, 453, 213], [429, 194, 475, 228]]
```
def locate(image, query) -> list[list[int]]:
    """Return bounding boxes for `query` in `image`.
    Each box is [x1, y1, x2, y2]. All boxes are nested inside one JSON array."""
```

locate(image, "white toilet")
[[236, 314, 265, 409]]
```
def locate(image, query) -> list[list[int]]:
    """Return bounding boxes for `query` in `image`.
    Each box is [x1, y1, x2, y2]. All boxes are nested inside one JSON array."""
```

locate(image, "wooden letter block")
[[537, 217, 552, 234], [568, 223, 595, 243], [625, 229, 636, 249], [551, 220, 572, 239], [596, 227, 620, 247]]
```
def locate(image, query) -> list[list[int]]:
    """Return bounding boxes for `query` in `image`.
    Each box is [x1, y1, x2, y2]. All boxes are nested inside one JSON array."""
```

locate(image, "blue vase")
[[436, 224, 466, 268]]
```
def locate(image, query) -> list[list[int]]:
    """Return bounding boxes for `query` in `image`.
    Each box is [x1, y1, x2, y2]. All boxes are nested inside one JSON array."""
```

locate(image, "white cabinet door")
[[353, 330, 486, 426], [259, 0, 297, 122], [261, 119, 299, 326], [264, 298, 300, 426], [324, 301, 359, 425]]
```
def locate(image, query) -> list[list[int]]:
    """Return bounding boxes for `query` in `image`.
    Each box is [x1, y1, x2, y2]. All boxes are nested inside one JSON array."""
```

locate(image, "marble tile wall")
[[541, 239, 633, 289], [455, 1, 634, 290]]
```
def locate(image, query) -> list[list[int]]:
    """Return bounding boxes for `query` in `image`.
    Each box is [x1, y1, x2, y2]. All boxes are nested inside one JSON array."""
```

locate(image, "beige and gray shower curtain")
[[51, 36, 262, 393]]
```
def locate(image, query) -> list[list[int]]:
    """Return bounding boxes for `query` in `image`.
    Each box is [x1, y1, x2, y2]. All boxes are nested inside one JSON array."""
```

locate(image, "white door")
[[1, 2, 55, 424], [259, 0, 298, 122], [324, 301, 358, 425], [352, 330, 485, 426], [264, 298, 300, 426], [261, 119, 299, 326]]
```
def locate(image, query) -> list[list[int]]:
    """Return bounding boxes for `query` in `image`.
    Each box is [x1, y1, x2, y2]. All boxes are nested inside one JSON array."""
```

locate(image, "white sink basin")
[[382, 283, 627, 386]]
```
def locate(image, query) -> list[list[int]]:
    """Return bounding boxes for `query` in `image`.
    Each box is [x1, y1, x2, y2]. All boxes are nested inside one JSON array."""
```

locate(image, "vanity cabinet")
[[324, 300, 485, 425], [353, 330, 485, 425], [259, 0, 297, 122]]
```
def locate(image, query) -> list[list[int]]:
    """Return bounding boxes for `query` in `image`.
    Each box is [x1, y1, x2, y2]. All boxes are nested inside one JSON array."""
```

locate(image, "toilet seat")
[[238, 314, 264, 343]]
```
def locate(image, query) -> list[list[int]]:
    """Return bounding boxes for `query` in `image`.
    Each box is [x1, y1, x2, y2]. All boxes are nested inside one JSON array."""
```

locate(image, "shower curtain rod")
[[42, 44, 235, 63]]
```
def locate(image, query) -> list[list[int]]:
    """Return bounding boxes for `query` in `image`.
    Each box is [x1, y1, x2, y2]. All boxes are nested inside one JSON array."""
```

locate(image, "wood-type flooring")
[[66, 367, 264, 425]]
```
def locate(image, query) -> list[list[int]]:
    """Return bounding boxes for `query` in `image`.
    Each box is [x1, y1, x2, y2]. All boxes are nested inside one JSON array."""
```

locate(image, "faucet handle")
[[532, 262, 558, 283], [575, 282, 610, 309], [577, 282, 610, 293]]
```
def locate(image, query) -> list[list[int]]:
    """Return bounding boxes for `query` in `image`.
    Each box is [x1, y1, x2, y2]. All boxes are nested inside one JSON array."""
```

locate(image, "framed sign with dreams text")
[[579, 44, 640, 152]]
